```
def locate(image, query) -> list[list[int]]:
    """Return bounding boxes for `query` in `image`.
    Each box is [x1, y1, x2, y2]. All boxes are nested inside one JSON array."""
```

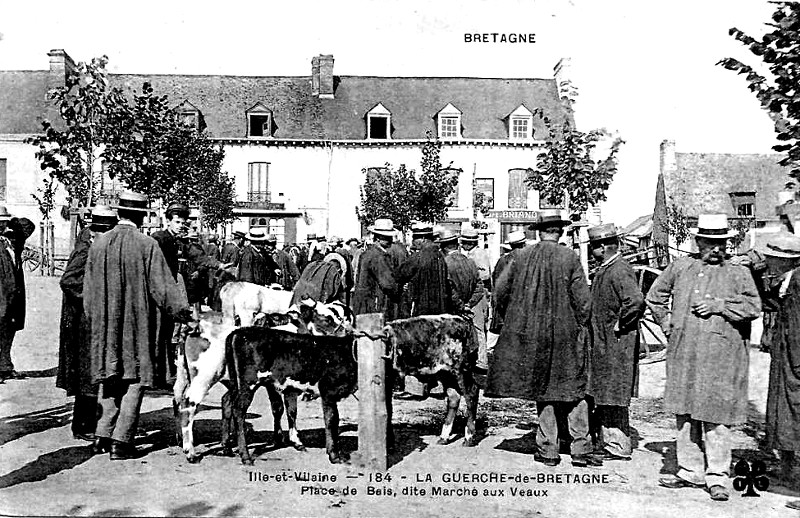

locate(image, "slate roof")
[[665, 152, 789, 220], [0, 67, 569, 140]]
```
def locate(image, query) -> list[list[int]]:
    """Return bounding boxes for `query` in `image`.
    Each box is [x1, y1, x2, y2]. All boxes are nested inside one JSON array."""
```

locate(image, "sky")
[[0, 0, 782, 226]]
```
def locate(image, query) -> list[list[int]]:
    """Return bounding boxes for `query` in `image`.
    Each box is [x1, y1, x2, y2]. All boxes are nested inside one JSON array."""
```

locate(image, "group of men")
[[45, 191, 800, 505]]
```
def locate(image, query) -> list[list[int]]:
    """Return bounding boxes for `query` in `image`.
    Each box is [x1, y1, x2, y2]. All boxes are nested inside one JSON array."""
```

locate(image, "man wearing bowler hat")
[[84, 192, 192, 460], [487, 209, 596, 468], [647, 214, 761, 501], [0, 206, 24, 381], [587, 223, 645, 462]]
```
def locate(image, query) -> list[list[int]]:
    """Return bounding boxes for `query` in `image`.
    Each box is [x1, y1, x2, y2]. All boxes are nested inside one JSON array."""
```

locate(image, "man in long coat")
[[56, 206, 117, 441], [646, 214, 761, 501], [352, 219, 400, 317], [211, 230, 245, 311], [460, 228, 492, 292], [84, 192, 191, 460], [587, 223, 645, 461], [238, 229, 280, 286], [394, 224, 452, 399], [0, 207, 19, 382], [486, 210, 596, 467], [290, 255, 345, 306], [761, 233, 800, 487], [267, 234, 300, 291]]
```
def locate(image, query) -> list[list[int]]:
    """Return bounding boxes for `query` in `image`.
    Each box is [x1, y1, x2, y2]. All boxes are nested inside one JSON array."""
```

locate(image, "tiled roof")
[[666, 152, 789, 220], [1, 68, 569, 140]]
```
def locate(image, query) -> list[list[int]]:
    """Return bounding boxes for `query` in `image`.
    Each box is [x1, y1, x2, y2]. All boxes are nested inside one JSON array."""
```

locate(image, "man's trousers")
[[95, 380, 145, 445], [536, 399, 591, 459], [674, 414, 731, 488]]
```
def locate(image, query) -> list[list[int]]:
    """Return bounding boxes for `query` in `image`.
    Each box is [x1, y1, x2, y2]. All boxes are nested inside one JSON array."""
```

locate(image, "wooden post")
[[355, 313, 387, 471]]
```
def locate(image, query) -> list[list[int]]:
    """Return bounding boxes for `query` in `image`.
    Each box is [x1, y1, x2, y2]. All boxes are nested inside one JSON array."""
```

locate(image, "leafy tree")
[[356, 136, 460, 231], [718, 2, 800, 178], [28, 55, 126, 206], [415, 136, 460, 223], [526, 111, 624, 217], [666, 201, 690, 246], [30, 176, 58, 221], [103, 82, 235, 226], [356, 163, 418, 231]]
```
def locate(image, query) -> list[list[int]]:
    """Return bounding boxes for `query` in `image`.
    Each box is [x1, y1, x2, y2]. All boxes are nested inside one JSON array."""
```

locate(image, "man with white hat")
[[238, 229, 281, 287], [647, 214, 761, 501], [352, 218, 400, 317], [487, 231, 527, 362], [460, 228, 492, 291], [760, 233, 800, 498], [587, 223, 645, 462]]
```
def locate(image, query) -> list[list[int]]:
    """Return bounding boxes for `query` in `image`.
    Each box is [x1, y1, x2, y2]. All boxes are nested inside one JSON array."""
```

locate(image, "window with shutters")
[[508, 168, 528, 209], [248, 162, 270, 203]]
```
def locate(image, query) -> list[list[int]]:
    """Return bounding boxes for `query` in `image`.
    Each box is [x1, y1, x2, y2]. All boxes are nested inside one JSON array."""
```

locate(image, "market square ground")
[[0, 276, 797, 517]]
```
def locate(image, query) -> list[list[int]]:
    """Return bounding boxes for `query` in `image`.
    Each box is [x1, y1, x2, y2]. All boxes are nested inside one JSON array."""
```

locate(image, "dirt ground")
[[0, 275, 798, 517]]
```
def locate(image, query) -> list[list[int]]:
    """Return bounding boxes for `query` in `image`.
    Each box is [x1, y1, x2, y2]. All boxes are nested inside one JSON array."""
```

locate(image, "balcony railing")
[[236, 191, 284, 210]]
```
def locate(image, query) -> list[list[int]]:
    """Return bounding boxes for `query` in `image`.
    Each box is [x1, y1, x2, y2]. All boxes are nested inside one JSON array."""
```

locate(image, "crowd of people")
[[2, 190, 800, 507]]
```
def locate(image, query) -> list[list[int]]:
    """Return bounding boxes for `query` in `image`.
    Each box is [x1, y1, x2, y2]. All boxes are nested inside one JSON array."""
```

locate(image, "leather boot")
[[92, 436, 112, 454], [110, 441, 138, 460]]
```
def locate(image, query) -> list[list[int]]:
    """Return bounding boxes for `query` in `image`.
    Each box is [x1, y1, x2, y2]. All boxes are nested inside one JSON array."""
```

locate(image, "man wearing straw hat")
[[646, 214, 761, 501], [352, 218, 400, 317], [487, 209, 596, 468], [238, 228, 280, 287], [84, 192, 192, 460], [586, 223, 645, 462], [487, 231, 527, 365], [761, 233, 800, 498]]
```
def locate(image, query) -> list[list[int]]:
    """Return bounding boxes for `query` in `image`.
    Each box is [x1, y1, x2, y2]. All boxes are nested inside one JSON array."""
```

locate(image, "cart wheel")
[[22, 248, 41, 272]]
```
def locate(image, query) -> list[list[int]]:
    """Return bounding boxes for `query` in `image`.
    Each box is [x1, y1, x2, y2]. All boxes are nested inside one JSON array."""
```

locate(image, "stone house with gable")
[[1, 49, 574, 262]]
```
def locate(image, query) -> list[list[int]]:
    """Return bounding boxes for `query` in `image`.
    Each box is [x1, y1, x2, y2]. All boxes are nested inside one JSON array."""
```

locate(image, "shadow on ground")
[[0, 403, 73, 446]]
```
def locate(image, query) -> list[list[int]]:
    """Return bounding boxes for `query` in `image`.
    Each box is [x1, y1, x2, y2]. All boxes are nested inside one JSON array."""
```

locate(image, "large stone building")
[[659, 139, 793, 252], [1, 49, 574, 259]]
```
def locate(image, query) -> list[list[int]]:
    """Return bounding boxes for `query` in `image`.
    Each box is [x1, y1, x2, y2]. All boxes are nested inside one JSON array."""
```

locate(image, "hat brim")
[[764, 248, 800, 259], [531, 220, 572, 229], [111, 205, 151, 212], [0, 215, 12, 221], [436, 236, 459, 244], [370, 228, 395, 237], [506, 238, 526, 246], [692, 230, 737, 239]]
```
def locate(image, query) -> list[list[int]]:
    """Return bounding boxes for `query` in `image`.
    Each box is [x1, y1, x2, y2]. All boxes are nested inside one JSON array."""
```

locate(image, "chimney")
[[48, 49, 76, 89], [311, 54, 334, 99], [659, 139, 677, 177]]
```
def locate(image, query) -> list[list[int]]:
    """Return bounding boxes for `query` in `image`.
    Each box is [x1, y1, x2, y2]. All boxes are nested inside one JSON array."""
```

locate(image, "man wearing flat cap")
[[646, 214, 761, 501], [760, 233, 800, 489], [84, 192, 192, 460], [587, 223, 645, 462], [487, 209, 596, 468]]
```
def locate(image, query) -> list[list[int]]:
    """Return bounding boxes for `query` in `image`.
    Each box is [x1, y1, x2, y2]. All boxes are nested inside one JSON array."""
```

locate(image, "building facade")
[[1, 50, 575, 261]]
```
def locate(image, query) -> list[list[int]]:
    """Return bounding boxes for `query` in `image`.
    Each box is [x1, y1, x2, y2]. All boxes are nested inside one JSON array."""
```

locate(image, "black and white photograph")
[[1, 0, 799, 516]]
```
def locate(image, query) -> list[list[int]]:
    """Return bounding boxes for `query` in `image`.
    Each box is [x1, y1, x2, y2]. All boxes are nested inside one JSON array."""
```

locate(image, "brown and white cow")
[[384, 314, 481, 447], [173, 302, 353, 463], [224, 325, 357, 465]]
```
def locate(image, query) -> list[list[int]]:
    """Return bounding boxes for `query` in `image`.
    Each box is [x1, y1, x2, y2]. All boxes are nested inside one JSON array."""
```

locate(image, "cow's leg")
[[265, 383, 287, 447], [233, 387, 256, 465], [322, 398, 347, 464], [284, 390, 305, 451], [220, 388, 236, 457], [172, 349, 190, 448], [461, 375, 480, 447], [437, 386, 461, 445], [178, 400, 201, 463]]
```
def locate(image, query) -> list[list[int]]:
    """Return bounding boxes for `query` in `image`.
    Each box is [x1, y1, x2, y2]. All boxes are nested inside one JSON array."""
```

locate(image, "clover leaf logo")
[[733, 459, 769, 497]]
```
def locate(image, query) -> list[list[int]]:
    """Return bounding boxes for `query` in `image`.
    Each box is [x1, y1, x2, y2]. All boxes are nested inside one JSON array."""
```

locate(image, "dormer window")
[[436, 103, 462, 139], [175, 100, 202, 131], [730, 191, 756, 217], [247, 102, 274, 138], [507, 104, 534, 140], [367, 103, 391, 140]]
